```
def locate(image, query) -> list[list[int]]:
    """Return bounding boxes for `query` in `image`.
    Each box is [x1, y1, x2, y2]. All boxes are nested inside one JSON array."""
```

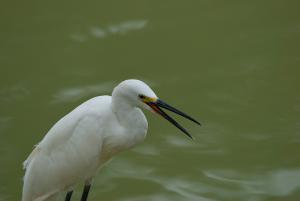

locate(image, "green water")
[[1, 1, 300, 201]]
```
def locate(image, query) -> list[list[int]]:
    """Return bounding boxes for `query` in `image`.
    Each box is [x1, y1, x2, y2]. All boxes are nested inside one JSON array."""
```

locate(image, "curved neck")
[[111, 94, 148, 145], [111, 95, 135, 125], [109, 89, 148, 150], [110, 86, 148, 131], [111, 94, 147, 129]]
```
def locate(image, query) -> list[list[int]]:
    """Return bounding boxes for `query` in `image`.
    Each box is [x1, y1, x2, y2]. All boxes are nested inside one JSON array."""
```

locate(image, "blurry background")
[[1, 0, 300, 201]]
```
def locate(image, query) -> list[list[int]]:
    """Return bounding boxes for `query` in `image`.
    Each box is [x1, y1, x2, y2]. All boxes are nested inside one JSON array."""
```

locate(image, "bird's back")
[[22, 96, 113, 201]]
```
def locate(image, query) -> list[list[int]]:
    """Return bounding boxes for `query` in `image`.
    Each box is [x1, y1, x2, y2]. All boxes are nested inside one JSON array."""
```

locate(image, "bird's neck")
[[111, 97, 147, 129], [109, 96, 148, 151], [111, 96, 135, 125]]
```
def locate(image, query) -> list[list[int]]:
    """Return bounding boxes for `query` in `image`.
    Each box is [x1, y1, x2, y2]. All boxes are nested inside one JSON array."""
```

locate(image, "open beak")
[[146, 99, 201, 139]]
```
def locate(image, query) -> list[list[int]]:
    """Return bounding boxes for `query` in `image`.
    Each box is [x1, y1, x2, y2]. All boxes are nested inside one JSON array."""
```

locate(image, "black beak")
[[147, 99, 201, 139]]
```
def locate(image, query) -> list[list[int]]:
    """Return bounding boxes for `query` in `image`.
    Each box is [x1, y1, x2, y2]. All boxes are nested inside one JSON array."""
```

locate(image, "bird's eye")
[[139, 94, 146, 99]]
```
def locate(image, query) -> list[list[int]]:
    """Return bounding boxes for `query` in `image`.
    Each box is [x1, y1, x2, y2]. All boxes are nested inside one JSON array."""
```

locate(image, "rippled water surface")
[[1, 1, 300, 201]]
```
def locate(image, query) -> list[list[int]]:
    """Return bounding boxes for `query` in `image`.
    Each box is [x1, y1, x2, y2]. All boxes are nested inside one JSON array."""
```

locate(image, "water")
[[1, 1, 300, 201]]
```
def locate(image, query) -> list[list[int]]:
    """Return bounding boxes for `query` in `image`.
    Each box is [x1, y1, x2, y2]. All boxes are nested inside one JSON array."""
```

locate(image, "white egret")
[[22, 79, 200, 201]]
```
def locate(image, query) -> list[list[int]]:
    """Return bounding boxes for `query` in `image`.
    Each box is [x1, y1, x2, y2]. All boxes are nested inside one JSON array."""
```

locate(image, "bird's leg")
[[65, 191, 73, 201], [80, 184, 91, 201]]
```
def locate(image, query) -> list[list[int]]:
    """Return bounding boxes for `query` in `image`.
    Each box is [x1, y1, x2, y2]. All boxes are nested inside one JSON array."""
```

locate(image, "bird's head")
[[112, 79, 200, 139]]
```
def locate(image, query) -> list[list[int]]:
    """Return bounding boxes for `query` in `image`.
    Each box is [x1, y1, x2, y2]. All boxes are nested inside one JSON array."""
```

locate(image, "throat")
[[111, 98, 136, 126], [110, 98, 148, 148], [114, 104, 148, 132]]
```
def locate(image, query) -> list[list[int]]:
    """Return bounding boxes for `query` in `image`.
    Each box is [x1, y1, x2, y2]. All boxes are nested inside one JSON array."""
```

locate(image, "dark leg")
[[65, 191, 73, 201], [80, 184, 91, 201]]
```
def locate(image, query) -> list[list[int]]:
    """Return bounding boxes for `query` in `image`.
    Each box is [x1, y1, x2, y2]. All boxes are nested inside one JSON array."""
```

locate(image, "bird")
[[22, 79, 200, 201]]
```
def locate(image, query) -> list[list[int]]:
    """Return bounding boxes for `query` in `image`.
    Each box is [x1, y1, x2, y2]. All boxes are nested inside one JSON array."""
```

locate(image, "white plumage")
[[22, 79, 200, 201]]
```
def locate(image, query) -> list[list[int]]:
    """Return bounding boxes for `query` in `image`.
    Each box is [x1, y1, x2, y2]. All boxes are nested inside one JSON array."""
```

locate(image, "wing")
[[22, 96, 111, 201]]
